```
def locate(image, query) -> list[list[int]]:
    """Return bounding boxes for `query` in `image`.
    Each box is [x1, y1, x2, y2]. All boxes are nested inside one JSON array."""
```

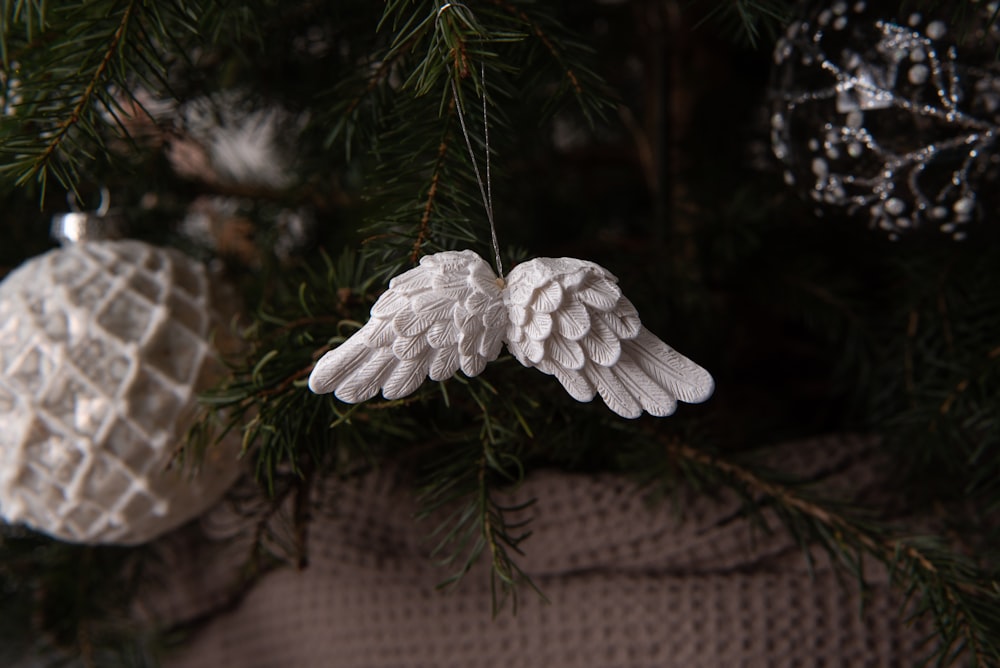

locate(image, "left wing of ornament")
[[308, 250, 506, 402]]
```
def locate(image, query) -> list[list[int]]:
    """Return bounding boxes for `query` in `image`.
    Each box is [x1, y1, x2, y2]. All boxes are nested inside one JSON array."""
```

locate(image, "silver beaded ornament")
[[770, 1, 1000, 240]]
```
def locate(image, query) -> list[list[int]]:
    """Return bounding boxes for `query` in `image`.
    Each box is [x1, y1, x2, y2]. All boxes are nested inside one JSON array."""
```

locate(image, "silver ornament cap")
[[50, 188, 124, 245]]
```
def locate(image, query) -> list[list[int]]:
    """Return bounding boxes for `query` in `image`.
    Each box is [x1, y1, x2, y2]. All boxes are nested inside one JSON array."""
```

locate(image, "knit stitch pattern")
[[146, 434, 928, 667]]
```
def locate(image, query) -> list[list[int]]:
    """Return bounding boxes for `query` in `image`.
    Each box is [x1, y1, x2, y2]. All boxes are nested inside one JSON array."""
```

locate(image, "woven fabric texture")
[[145, 434, 929, 667]]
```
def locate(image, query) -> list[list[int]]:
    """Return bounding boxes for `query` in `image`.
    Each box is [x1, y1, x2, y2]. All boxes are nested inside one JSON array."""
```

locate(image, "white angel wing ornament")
[[308, 250, 505, 402], [308, 250, 714, 418]]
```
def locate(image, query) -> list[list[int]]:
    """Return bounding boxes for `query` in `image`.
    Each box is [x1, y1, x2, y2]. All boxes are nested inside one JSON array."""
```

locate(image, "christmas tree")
[[2, 0, 999, 665]]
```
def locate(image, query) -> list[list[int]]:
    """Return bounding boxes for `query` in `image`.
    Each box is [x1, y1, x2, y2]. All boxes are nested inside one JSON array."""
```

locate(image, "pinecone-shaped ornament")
[[0, 209, 243, 545]]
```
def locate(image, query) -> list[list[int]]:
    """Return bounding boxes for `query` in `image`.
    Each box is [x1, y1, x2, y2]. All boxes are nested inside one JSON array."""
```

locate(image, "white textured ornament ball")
[[0, 240, 242, 545], [770, 0, 1000, 240]]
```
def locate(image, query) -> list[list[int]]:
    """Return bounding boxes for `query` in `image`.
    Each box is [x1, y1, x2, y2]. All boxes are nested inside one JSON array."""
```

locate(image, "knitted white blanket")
[[141, 434, 928, 667]]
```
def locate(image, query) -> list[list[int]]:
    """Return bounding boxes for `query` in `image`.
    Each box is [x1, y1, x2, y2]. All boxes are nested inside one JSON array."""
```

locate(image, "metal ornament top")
[[50, 188, 124, 245]]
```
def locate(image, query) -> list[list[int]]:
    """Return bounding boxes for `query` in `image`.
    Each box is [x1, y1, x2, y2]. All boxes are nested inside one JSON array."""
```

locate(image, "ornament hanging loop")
[[436, 2, 465, 21], [435, 1, 502, 276], [51, 187, 124, 245], [451, 64, 503, 280], [435, 2, 474, 33]]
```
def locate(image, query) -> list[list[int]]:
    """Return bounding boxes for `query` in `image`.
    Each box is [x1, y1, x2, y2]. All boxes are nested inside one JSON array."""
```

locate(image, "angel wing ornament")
[[308, 250, 713, 418]]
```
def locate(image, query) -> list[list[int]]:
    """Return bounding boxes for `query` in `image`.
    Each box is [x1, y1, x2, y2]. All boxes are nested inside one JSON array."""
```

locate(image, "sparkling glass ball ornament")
[[0, 240, 242, 544], [770, 0, 1000, 240]]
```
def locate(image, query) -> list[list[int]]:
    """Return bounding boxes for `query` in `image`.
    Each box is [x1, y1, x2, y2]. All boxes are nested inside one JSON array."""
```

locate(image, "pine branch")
[[358, 86, 490, 281], [410, 96, 456, 264], [190, 249, 385, 491], [483, 0, 612, 123], [0, 0, 285, 197], [27, 2, 136, 190], [187, 242, 555, 614], [2, 3, 136, 195], [688, 0, 789, 47], [415, 379, 542, 615], [661, 440, 1000, 666], [0, 527, 157, 667], [800, 243, 1000, 512], [475, 448, 544, 616]]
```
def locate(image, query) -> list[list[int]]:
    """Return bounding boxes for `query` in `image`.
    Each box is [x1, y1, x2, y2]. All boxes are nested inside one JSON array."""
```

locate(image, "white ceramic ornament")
[[0, 236, 242, 545], [309, 250, 713, 418]]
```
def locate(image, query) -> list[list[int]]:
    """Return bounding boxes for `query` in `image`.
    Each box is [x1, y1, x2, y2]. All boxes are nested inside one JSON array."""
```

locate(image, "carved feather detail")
[[308, 250, 714, 418]]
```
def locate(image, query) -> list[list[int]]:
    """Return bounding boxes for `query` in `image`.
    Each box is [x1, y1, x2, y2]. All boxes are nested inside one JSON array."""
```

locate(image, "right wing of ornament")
[[503, 257, 714, 419], [308, 250, 506, 402]]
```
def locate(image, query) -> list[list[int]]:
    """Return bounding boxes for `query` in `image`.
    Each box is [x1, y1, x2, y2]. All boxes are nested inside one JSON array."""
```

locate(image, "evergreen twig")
[[25, 2, 137, 191], [415, 378, 542, 615], [661, 440, 1000, 665], [688, 0, 789, 47]]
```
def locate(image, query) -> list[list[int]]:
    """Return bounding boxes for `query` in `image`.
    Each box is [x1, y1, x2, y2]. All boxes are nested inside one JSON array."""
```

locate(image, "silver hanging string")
[[482, 70, 495, 249], [451, 66, 504, 279]]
